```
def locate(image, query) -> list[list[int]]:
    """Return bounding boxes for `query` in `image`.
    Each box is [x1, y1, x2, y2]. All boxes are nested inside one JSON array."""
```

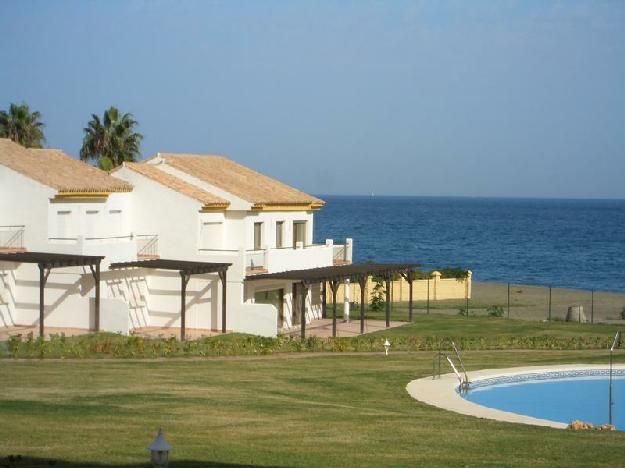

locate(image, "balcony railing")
[[247, 249, 267, 273], [136, 234, 159, 259], [0, 225, 25, 252], [332, 239, 353, 265]]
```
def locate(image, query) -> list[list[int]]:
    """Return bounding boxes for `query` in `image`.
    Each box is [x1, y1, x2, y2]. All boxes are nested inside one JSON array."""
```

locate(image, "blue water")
[[314, 196, 625, 292], [464, 377, 625, 429]]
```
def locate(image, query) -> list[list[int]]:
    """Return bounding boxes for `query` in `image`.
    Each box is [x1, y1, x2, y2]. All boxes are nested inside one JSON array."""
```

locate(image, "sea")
[[313, 196, 625, 293]]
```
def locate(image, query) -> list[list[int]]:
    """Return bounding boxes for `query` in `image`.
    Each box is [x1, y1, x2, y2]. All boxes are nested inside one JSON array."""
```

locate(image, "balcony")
[[332, 238, 353, 265], [198, 238, 353, 277], [136, 234, 159, 259], [0, 225, 26, 252], [47, 235, 137, 264]]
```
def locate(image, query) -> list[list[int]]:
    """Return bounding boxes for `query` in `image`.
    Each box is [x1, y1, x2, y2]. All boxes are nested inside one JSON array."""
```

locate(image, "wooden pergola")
[[110, 259, 231, 340], [246, 263, 420, 338], [0, 251, 104, 338]]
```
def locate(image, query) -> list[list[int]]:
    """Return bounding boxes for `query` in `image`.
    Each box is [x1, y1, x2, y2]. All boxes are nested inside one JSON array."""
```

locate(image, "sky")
[[1, 0, 624, 198]]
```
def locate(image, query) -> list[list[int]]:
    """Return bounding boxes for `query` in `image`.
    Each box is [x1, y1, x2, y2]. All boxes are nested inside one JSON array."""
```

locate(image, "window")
[[56, 210, 72, 238], [275, 221, 284, 248], [109, 209, 123, 236], [293, 221, 306, 248], [253, 222, 263, 250], [200, 222, 223, 249], [85, 210, 99, 238]]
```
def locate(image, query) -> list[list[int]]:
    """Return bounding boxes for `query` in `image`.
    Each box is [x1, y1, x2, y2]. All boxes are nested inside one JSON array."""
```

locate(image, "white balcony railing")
[[332, 238, 353, 265], [199, 238, 353, 275], [246, 249, 266, 272], [0, 225, 25, 251], [136, 234, 159, 259]]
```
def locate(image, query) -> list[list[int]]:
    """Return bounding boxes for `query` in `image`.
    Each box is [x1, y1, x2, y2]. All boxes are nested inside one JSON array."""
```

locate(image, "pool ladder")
[[433, 339, 470, 392]]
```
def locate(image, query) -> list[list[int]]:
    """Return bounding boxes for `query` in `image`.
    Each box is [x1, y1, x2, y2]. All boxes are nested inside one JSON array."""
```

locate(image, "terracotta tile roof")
[[0, 138, 133, 194], [159, 153, 325, 208], [123, 162, 229, 208]]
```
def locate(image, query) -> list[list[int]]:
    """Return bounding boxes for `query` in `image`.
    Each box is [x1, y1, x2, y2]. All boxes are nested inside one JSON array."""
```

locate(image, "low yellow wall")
[[326, 271, 472, 303]]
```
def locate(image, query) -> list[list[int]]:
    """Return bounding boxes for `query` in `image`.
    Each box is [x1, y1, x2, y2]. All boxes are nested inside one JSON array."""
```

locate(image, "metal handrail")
[[433, 338, 470, 391]]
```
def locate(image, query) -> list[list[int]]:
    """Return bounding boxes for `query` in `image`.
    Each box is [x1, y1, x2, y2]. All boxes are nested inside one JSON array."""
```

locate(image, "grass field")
[[2, 348, 625, 467]]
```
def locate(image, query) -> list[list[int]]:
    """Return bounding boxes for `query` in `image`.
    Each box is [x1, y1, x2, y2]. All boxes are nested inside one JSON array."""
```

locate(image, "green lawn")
[[2, 350, 625, 467], [374, 314, 621, 339]]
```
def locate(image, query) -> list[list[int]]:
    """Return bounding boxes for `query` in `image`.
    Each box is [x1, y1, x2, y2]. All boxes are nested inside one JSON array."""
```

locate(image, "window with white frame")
[[85, 210, 99, 238], [254, 222, 263, 250], [276, 221, 284, 248], [200, 222, 223, 249]]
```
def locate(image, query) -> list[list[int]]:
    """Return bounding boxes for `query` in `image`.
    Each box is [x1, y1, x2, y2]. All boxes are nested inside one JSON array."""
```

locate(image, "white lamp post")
[[383, 339, 391, 356], [148, 428, 172, 468]]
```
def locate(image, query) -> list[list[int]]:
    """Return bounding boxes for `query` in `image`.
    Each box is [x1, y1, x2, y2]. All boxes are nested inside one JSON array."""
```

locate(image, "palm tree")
[[80, 107, 143, 170], [0, 103, 45, 148]]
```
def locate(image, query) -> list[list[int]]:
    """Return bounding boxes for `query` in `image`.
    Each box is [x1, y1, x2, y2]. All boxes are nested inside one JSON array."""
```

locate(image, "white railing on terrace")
[[136, 234, 159, 259], [0, 225, 25, 251], [332, 238, 353, 264], [333, 244, 346, 263], [247, 249, 267, 271]]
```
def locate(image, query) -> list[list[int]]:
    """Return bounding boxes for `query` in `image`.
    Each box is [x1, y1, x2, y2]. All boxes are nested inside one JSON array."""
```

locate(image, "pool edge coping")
[[406, 364, 625, 429]]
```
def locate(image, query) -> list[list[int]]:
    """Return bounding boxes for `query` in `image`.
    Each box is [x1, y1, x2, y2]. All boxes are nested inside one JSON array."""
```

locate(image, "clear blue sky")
[[1, 1, 624, 198]]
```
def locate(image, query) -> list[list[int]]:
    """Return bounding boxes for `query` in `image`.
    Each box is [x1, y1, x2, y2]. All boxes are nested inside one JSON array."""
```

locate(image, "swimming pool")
[[406, 365, 625, 429], [463, 369, 625, 430]]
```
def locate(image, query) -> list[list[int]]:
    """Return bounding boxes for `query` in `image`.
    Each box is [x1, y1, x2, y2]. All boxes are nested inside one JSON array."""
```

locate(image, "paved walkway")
[[284, 318, 406, 338]]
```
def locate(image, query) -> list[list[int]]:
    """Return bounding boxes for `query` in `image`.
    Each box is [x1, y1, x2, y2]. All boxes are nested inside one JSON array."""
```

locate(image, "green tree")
[[370, 277, 386, 312], [0, 103, 45, 148], [80, 106, 143, 170]]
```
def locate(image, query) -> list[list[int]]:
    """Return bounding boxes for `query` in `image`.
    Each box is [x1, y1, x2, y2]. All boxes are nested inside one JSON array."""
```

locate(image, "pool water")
[[463, 374, 625, 429]]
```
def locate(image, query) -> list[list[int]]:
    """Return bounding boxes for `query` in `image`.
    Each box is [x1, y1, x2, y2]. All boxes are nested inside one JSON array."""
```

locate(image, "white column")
[[344, 278, 350, 322]]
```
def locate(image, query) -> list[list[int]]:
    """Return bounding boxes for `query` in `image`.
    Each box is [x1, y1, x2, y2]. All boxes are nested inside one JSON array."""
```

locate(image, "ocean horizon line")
[[314, 194, 625, 202]]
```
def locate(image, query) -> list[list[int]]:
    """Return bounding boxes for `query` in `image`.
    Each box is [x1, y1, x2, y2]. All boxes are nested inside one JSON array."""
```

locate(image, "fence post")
[[507, 282, 510, 319], [426, 277, 430, 315], [591, 289, 594, 324], [548, 286, 552, 321]]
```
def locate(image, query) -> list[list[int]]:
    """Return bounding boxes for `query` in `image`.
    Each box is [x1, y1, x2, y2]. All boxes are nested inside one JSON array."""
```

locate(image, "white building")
[[0, 139, 352, 337]]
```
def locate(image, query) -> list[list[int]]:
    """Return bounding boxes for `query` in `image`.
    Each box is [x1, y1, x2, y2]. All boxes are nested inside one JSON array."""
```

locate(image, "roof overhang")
[[251, 202, 324, 212]]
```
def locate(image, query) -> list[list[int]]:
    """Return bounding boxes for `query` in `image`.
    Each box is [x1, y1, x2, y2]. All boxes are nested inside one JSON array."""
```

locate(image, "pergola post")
[[330, 280, 339, 337], [180, 271, 191, 341], [385, 275, 391, 328], [407, 272, 414, 322], [38, 264, 45, 338], [89, 261, 101, 332], [219, 269, 227, 333], [359, 276, 366, 335], [321, 281, 327, 319], [300, 282, 307, 339]]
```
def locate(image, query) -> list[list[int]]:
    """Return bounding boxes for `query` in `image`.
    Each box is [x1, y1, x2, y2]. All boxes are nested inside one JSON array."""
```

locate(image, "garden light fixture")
[[384, 339, 391, 356], [148, 428, 172, 468]]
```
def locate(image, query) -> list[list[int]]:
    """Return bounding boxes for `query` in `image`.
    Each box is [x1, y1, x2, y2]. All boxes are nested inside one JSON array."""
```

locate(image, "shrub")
[[487, 306, 504, 317], [620, 307, 625, 320], [457, 307, 468, 316], [370, 278, 385, 312]]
